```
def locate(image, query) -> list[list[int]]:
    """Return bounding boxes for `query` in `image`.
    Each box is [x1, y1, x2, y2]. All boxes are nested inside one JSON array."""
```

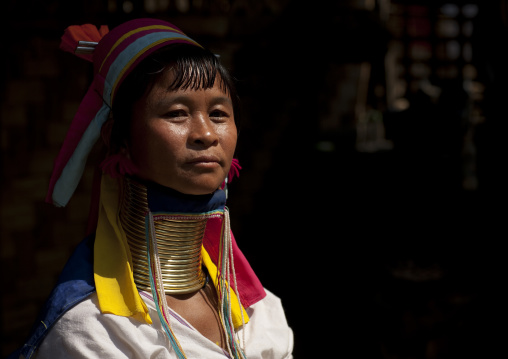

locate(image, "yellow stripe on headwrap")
[[98, 25, 186, 73]]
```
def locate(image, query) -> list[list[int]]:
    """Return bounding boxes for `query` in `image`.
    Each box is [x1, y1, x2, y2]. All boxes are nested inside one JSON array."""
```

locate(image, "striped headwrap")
[[47, 18, 201, 207]]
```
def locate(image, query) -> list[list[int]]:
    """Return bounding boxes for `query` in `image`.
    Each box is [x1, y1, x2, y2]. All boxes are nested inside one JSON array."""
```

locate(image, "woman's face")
[[128, 70, 237, 195]]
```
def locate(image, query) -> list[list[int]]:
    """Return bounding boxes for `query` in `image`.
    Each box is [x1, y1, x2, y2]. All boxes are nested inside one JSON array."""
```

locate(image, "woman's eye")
[[210, 110, 229, 121], [164, 110, 187, 119]]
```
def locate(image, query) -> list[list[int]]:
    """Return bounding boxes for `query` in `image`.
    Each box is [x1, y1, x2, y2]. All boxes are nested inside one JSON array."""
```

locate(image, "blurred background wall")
[[1, 0, 506, 358]]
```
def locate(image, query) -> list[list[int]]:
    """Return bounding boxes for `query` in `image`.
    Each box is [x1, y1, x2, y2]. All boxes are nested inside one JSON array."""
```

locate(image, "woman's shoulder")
[[34, 293, 169, 359], [248, 288, 290, 321], [242, 288, 294, 359]]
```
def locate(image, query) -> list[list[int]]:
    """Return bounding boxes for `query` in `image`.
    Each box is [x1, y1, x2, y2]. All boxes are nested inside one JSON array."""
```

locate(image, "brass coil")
[[121, 178, 207, 294]]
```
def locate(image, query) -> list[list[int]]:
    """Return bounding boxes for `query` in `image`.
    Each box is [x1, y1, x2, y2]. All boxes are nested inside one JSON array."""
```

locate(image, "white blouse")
[[34, 289, 293, 359]]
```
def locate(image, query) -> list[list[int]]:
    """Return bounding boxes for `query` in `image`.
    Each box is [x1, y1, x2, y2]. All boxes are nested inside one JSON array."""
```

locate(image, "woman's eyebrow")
[[209, 95, 233, 106], [153, 95, 190, 108], [153, 94, 232, 108]]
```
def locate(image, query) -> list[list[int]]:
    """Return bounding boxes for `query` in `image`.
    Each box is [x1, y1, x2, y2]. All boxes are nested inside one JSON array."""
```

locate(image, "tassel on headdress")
[[60, 24, 109, 62]]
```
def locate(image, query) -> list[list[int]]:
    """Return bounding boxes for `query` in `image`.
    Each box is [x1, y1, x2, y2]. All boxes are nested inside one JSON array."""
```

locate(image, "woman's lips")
[[186, 156, 221, 168]]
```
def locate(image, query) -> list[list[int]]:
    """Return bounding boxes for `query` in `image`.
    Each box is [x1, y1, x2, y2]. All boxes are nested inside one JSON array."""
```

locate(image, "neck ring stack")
[[120, 178, 207, 295]]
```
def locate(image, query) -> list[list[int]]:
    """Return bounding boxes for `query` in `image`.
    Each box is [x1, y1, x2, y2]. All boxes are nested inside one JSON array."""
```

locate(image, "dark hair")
[[109, 44, 241, 151]]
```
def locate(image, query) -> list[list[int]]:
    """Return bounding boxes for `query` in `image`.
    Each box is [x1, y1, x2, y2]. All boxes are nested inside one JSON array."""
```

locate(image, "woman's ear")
[[99, 119, 137, 178]]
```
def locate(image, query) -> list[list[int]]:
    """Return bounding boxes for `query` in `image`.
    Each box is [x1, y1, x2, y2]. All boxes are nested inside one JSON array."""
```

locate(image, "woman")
[[10, 18, 293, 359]]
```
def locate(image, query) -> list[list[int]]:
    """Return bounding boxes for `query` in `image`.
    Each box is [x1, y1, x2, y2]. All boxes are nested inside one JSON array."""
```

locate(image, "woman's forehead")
[[152, 69, 230, 96], [146, 76, 232, 106]]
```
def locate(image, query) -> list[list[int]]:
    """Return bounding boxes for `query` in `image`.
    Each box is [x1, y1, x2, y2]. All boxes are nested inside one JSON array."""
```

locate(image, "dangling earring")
[[221, 159, 242, 198], [224, 175, 229, 199]]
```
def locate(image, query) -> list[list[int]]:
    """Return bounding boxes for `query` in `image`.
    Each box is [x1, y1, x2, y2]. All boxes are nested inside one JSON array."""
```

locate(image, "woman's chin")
[[133, 172, 225, 196], [162, 181, 224, 196]]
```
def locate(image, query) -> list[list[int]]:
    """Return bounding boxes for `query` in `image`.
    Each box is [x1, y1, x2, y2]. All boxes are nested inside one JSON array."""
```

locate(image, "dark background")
[[1, 0, 506, 358]]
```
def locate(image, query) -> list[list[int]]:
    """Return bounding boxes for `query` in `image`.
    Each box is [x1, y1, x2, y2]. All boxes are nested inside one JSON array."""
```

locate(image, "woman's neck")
[[120, 177, 225, 295]]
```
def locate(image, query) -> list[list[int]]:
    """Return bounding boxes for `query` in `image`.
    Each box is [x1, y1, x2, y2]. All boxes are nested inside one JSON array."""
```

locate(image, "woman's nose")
[[188, 115, 218, 147]]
